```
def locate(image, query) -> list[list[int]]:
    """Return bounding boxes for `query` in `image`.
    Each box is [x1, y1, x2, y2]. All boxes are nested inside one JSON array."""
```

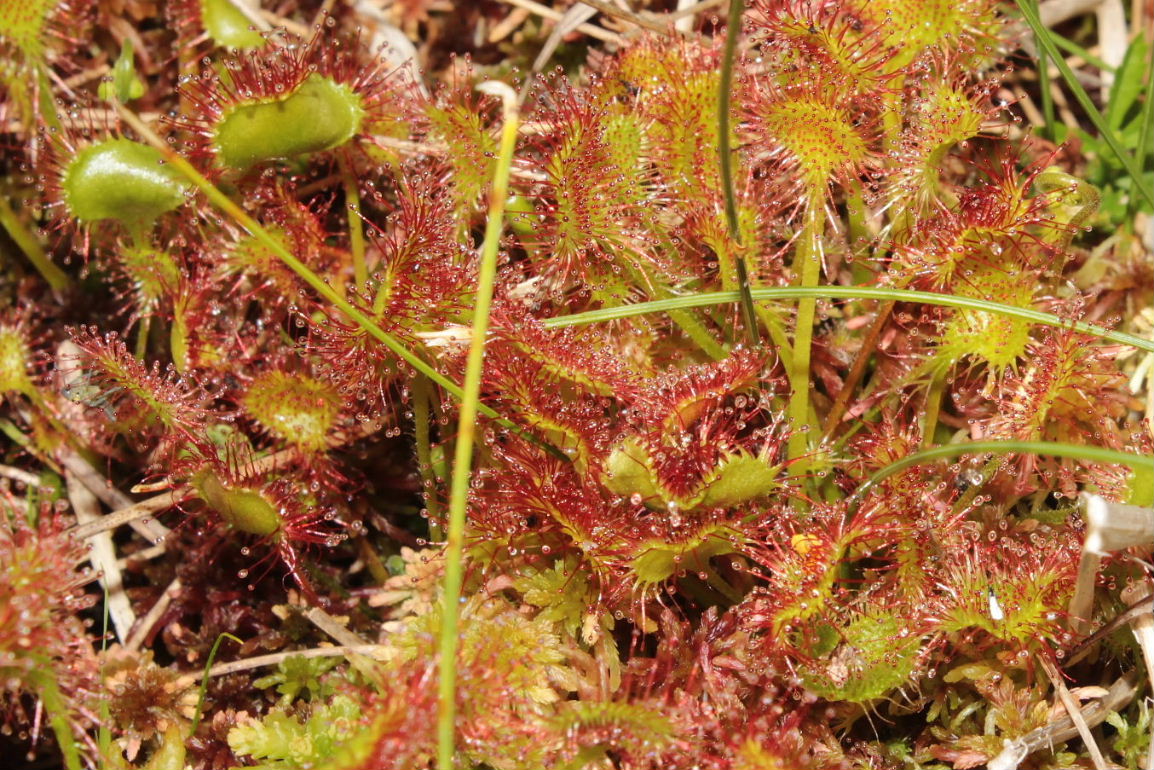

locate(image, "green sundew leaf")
[[193, 471, 281, 536], [213, 74, 364, 171], [1106, 38, 1150, 132], [552, 701, 673, 761], [0, 324, 37, 396], [427, 101, 497, 207], [201, 0, 266, 49], [242, 370, 341, 452], [63, 138, 188, 226], [630, 524, 739, 586], [97, 40, 145, 103], [605, 441, 779, 512], [0, 0, 56, 61], [603, 437, 661, 506], [1126, 465, 1153, 507], [800, 611, 922, 703], [142, 725, 187, 770], [696, 451, 781, 509]]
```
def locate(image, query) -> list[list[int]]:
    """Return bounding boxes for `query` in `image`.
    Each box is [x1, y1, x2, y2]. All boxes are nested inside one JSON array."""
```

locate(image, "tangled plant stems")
[[0, 1, 1152, 769]]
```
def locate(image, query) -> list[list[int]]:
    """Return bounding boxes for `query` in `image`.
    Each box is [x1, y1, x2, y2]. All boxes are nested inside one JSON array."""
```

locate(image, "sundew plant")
[[0, 0, 1152, 768]]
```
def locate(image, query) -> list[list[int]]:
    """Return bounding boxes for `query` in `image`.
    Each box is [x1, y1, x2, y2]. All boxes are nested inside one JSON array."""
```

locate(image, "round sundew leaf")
[[242, 370, 340, 452], [603, 437, 660, 504], [0, 326, 36, 396], [696, 451, 781, 509], [200, 0, 266, 49], [1, 0, 57, 61], [62, 138, 188, 225], [213, 73, 364, 171], [800, 611, 922, 703], [758, 98, 868, 193], [630, 524, 739, 586], [195, 471, 281, 537]]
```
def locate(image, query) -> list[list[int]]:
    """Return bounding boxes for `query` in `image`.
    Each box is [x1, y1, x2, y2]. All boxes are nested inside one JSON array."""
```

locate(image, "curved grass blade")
[[541, 286, 1154, 353]]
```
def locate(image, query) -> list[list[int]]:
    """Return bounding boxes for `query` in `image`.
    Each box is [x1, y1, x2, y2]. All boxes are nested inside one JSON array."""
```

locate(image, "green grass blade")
[[1049, 30, 1114, 78], [717, 0, 760, 347], [1027, 0, 1055, 140], [190, 633, 243, 737], [437, 81, 520, 770], [847, 440, 1153, 517], [114, 105, 568, 461], [0, 196, 72, 291], [1014, 0, 1154, 208], [542, 286, 1154, 353], [1129, 39, 1154, 219]]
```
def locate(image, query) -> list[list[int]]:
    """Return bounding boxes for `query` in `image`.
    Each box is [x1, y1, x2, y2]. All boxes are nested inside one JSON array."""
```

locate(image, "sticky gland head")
[[213, 73, 364, 171], [61, 138, 188, 226]]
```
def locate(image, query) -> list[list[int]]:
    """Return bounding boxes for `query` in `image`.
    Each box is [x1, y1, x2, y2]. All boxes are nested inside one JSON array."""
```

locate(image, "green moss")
[[229, 694, 363, 769]]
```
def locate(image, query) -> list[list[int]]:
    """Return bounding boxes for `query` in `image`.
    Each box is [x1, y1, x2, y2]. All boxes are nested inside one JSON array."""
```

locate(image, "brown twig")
[[574, 0, 683, 36], [57, 447, 171, 543], [69, 488, 187, 541], [497, 0, 622, 44], [0, 463, 41, 487], [1064, 593, 1154, 667], [172, 644, 388, 691], [125, 577, 181, 652], [302, 606, 371, 648], [1038, 656, 1109, 770], [66, 469, 136, 643], [667, 0, 727, 21]]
